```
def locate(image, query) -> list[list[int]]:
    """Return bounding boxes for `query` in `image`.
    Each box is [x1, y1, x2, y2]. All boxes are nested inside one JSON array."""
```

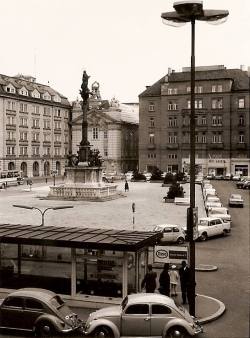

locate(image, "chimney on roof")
[[168, 68, 172, 75]]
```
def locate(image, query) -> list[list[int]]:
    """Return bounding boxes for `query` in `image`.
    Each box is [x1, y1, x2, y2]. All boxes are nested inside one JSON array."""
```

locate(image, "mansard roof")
[[139, 67, 250, 97], [0, 73, 70, 106]]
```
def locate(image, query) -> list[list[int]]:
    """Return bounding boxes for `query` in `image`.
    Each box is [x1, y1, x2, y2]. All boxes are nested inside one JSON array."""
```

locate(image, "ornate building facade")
[[0, 74, 71, 177], [139, 65, 250, 176], [71, 93, 139, 174]]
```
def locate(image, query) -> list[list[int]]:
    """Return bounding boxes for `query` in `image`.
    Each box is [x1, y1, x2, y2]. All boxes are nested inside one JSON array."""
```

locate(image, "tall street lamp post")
[[13, 205, 74, 226], [161, 0, 228, 316]]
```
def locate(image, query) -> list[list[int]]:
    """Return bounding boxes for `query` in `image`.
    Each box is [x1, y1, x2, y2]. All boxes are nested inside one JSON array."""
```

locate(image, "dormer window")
[[19, 86, 28, 96], [31, 89, 41, 99], [43, 92, 51, 101], [5, 84, 16, 94], [53, 94, 61, 103]]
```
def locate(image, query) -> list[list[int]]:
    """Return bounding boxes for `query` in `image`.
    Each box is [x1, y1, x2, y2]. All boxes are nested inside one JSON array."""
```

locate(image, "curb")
[[197, 294, 226, 324], [195, 264, 218, 271]]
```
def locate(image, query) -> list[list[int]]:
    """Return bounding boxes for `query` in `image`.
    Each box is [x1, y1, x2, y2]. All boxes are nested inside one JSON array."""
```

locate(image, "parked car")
[[203, 183, 213, 190], [224, 173, 232, 180], [143, 172, 152, 181], [214, 174, 224, 180], [153, 224, 186, 244], [236, 178, 249, 189], [207, 207, 231, 223], [232, 174, 241, 181], [229, 194, 244, 207], [243, 181, 250, 189], [204, 196, 221, 209], [83, 293, 203, 338], [197, 217, 231, 241], [0, 288, 84, 336], [205, 201, 223, 210], [203, 188, 217, 199], [125, 171, 134, 181], [205, 174, 214, 180]]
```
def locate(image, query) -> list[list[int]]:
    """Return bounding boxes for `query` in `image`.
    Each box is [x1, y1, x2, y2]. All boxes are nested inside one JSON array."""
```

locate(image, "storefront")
[[0, 224, 161, 306]]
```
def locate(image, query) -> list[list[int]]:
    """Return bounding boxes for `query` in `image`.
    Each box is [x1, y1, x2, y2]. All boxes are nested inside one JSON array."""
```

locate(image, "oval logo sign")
[[156, 249, 168, 259]]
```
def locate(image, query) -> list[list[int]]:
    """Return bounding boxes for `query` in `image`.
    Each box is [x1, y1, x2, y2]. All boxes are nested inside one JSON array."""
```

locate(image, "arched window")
[[8, 162, 15, 170], [20, 162, 27, 177], [33, 162, 39, 177], [56, 161, 61, 175], [44, 161, 50, 176]]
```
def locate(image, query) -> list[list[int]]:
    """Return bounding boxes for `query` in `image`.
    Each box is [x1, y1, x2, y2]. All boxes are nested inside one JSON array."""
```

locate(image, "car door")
[[150, 304, 174, 336], [23, 298, 46, 330], [215, 219, 223, 235], [208, 220, 216, 237], [121, 303, 150, 336], [0, 296, 24, 329], [163, 227, 174, 242]]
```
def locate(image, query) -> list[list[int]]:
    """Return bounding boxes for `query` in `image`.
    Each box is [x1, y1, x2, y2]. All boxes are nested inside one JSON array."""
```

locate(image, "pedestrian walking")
[[178, 260, 190, 304], [141, 264, 157, 293], [158, 263, 170, 296], [125, 180, 129, 192], [169, 265, 179, 296]]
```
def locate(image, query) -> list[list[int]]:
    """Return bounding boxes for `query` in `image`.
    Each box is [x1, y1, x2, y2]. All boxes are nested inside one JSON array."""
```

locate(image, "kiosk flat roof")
[[0, 224, 161, 252]]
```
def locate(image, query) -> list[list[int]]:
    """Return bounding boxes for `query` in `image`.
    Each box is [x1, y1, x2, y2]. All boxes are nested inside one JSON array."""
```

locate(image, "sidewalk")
[[70, 292, 225, 325]]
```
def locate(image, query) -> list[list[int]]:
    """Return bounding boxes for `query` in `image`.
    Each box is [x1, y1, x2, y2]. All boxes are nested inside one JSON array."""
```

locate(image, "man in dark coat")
[[179, 260, 190, 304], [159, 263, 170, 296], [141, 264, 157, 293]]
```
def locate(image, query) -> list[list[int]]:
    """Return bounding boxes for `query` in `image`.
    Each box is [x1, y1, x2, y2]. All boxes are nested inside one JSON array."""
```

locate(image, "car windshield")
[[231, 194, 241, 199], [199, 220, 208, 226], [50, 296, 72, 317]]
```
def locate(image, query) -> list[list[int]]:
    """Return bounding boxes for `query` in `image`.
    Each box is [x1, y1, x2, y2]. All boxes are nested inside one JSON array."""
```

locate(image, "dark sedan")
[[0, 288, 84, 336]]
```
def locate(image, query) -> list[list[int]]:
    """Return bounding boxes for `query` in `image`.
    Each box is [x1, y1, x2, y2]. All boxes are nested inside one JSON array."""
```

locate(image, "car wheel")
[[92, 326, 114, 338], [223, 229, 228, 236], [177, 237, 185, 244], [36, 321, 55, 337], [167, 326, 188, 338], [200, 232, 208, 241]]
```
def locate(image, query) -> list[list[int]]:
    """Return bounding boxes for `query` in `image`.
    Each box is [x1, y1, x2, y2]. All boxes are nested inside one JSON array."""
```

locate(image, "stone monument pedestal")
[[48, 166, 123, 201]]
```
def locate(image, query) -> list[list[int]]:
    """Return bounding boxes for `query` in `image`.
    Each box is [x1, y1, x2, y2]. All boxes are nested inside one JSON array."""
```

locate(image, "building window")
[[20, 103, 28, 112], [44, 147, 50, 155], [168, 101, 178, 110], [195, 133, 199, 143], [93, 127, 98, 139], [7, 146, 15, 155], [44, 133, 50, 141], [32, 105, 40, 114], [7, 131, 15, 140], [104, 148, 108, 157], [168, 88, 177, 95], [55, 134, 61, 142], [187, 86, 191, 93], [150, 117, 155, 127], [212, 98, 223, 109], [168, 154, 177, 159], [20, 117, 27, 127], [20, 146, 28, 155], [168, 132, 177, 143], [20, 131, 28, 141], [201, 133, 206, 143], [182, 132, 189, 143], [32, 132, 39, 141], [201, 116, 207, 125], [54, 148, 61, 156], [148, 153, 156, 158], [212, 132, 222, 143], [148, 102, 155, 112], [44, 107, 51, 116], [7, 115, 15, 125], [239, 115, 245, 126], [238, 98, 245, 109], [212, 85, 217, 92], [44, 120, 51, 129], [104, 130, 108, 138], [32, 147, 40, 155], [32, 118, 39, 128], [187, 100, 203, 109], [149, 133, 155, 144], [239, 133, 245, 143], [196, 86, 203, 93], [55, 108, 61, 117], [7, 101, 16, 111], [169, 117, 177, 127], [212, 115, 222, 126], [217, 85, 222, 92], [6, 86, 16, 93], [54, 121, 61, 129]]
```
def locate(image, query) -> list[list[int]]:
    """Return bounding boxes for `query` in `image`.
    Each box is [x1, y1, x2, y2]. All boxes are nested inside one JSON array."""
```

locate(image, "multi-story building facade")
[[0, 74, 71, 177], [71, 96, 139, 174], [139, 65, 250, 176]]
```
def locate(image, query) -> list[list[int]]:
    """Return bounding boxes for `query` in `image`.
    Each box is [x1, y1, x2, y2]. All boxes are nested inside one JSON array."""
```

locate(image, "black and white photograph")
[[0, 1, 249, 337]]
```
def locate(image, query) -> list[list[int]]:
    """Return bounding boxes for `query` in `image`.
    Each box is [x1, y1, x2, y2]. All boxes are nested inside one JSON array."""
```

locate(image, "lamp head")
[[173, 1, 203, 17]]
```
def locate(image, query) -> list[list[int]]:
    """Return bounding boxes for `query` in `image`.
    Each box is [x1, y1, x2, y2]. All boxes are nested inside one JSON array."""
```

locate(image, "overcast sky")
[[1, 0, 249, 103]]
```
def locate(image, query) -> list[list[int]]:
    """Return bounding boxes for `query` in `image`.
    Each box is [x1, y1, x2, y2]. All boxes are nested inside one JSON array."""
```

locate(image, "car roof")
[[127, 293, 176, 307], [154, 224, 182, 229], [7, 288, 57, 302], [199, 217, 222, 222], [230, 194, 242, 198]]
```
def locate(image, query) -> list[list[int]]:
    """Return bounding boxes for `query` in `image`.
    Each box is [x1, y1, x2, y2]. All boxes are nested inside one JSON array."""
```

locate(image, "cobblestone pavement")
[[0, 181, 206, 230]]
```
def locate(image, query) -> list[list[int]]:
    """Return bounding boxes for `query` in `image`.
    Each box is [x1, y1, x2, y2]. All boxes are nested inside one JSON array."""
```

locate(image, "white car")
[[207, 207, 231, 223], [197, 217, 231, 241], [153, 224, 186, 244], [205, 201, 223, 210], [125, 171, 134, 181], [84, 293, 203, 338], [229, 194, 244, 207], [232, 174, 241, 181]]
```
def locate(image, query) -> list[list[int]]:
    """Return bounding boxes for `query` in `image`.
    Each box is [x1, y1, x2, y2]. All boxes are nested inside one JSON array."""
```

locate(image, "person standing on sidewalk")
[[158, 263, 170, 296], [125, 180, 129, 192], [141, 264, 157, 293], [169, 265, 179, 296], [179, 260, 190, 304]]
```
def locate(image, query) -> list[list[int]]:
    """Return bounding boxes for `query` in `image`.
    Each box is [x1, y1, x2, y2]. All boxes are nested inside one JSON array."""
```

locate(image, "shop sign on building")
[[154, 245, 188, 265]]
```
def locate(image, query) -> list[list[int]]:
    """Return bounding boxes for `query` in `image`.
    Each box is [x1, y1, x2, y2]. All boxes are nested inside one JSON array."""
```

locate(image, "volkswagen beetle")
[[84, 293, 202, 338]]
